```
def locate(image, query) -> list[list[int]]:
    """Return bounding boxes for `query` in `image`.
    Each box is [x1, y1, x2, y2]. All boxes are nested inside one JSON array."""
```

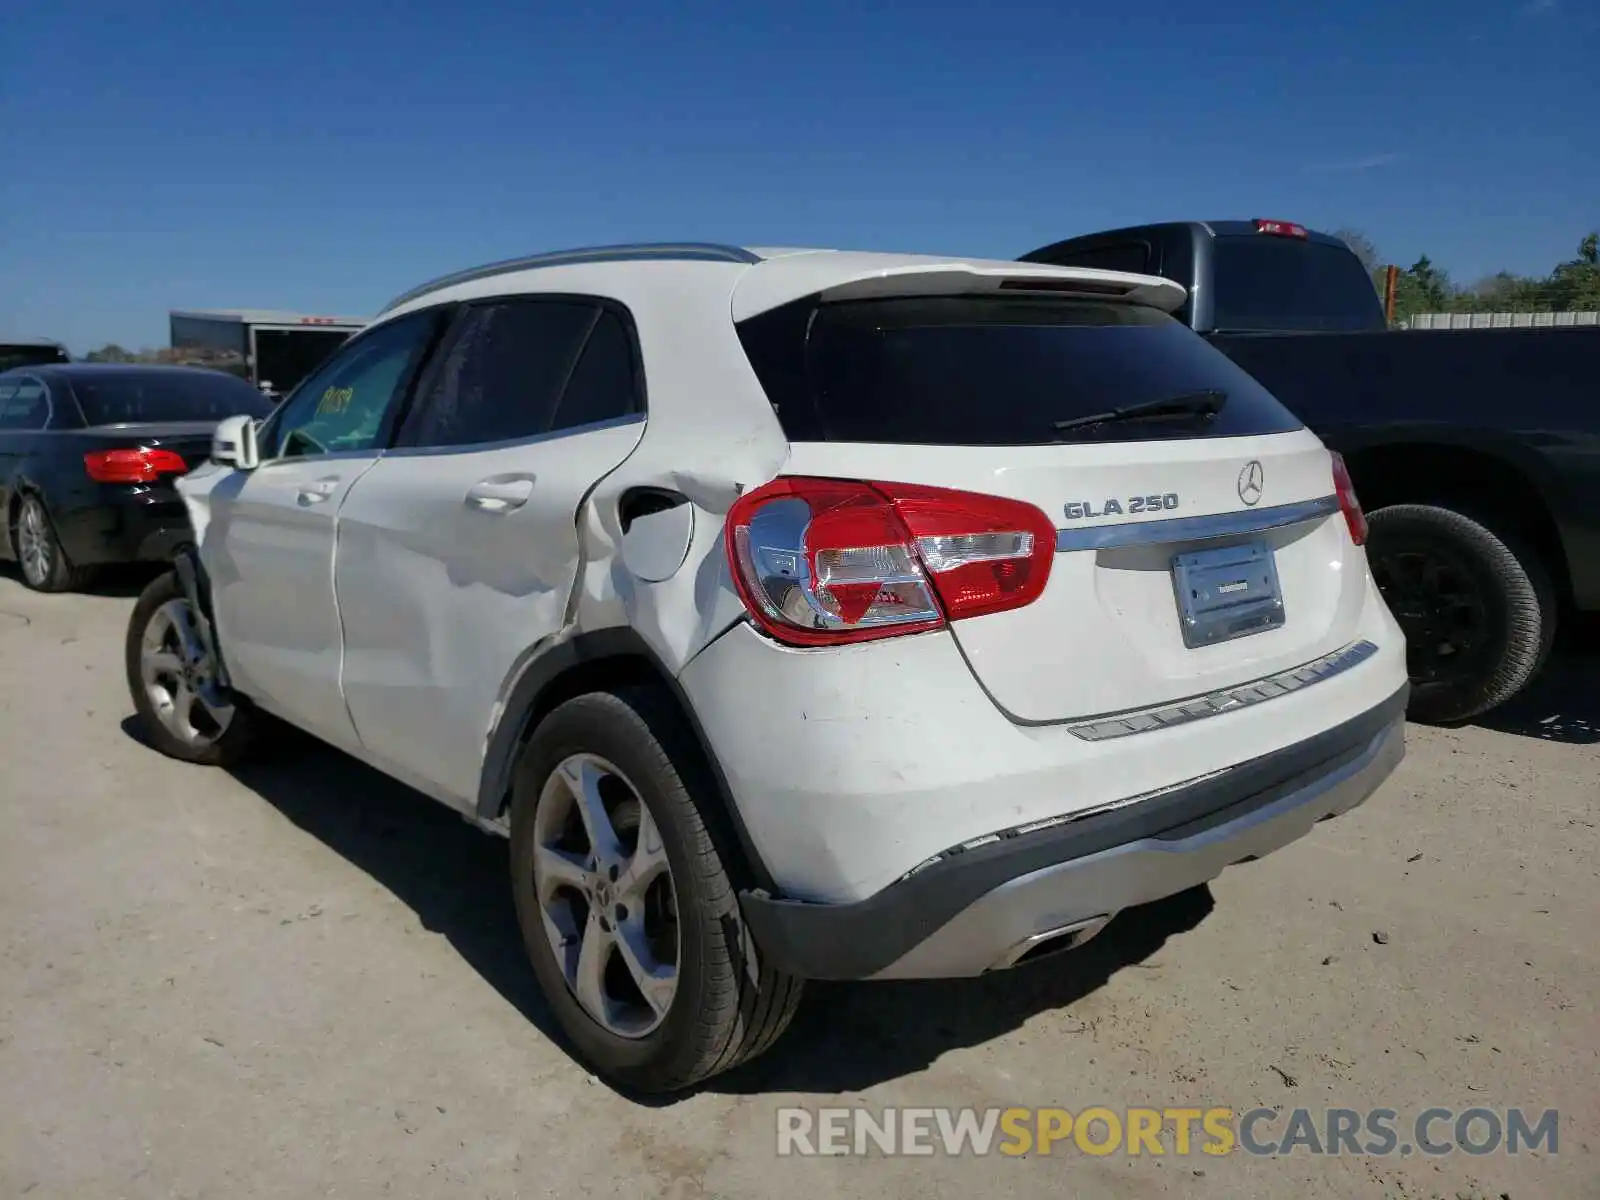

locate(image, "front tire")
[[509, 687, 802, 1093], [1366, 504, 1555, 724], [13, 494, 84, 593], [125, 570, 260, 766]]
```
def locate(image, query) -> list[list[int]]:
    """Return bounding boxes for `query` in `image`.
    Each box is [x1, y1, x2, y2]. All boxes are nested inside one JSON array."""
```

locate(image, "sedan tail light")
[[725, 476, 1056, 646], [1331, 452, 1367, 546], [84, 448, 188, 484]]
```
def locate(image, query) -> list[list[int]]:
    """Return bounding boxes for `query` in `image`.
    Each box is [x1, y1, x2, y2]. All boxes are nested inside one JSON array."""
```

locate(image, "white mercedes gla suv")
[[125, 243, 1408, 1092]]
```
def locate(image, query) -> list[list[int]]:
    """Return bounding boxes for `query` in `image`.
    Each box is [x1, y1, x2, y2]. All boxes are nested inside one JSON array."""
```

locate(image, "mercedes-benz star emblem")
[[1237, 460, 1265, 507]]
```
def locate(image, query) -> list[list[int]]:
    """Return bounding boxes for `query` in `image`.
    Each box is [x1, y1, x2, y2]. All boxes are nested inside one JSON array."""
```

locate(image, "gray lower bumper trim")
[[875, 714, 1403, 978]]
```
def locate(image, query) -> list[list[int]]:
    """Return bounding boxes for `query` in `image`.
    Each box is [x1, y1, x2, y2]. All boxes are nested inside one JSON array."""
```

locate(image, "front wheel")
[[125, 570, 260, 765], [509, 687, 802, 1093], [1366, 504, 1556, 724]]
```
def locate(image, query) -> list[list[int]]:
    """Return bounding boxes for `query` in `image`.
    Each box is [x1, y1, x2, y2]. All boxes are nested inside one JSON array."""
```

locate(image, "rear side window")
[[0, 380, 50, 430], [739, 295, 1304, 446], [397, 299, 639, 449], [548, 308, 642, 433], [1211, 236, 1385, 333]]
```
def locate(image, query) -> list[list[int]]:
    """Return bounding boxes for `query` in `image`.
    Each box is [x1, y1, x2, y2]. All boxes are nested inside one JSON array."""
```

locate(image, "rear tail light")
[[725, 477, 1056, 646], [1331, 452, 1367, 546], [83, 448, 188, 484], [1254, 218, 1309, 239]]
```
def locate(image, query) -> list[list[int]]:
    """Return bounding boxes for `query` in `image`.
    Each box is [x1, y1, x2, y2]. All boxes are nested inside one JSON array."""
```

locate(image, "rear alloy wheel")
[[14, 495, 83, 592], [531, 753, 680, 1038], [1366, 504, 1554, 724], [125, 570, 260, 766], [510, 688, 802, 1093]]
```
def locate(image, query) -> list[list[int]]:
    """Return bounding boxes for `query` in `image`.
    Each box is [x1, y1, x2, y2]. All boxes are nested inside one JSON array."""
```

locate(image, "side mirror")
[[212, 414, 260, 470]]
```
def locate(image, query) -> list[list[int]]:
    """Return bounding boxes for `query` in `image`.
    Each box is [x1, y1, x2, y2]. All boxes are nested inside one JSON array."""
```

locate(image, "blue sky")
[[3, 0, 1596, 352]]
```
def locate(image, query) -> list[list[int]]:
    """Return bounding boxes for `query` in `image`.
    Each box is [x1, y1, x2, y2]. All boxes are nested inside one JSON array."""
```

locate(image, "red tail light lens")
[[725, 476, 1056, 646], [84, 448, 188, 484], [1331, 452, 1367, 546]]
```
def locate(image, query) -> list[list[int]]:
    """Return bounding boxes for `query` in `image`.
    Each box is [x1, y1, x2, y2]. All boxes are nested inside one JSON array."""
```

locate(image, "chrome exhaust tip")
[[989, 914, 1113, 971]]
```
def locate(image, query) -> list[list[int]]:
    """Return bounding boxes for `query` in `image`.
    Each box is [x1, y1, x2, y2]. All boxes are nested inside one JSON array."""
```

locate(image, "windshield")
[[69, 370, 275, 426], [0, 343, 70, 372], [738, 295, 1303, 446], [1211, 237, 1387, 333]]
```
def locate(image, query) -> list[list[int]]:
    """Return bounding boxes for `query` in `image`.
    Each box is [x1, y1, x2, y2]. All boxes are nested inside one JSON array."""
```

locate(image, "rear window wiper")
[[1052, 389, 1228, 434]]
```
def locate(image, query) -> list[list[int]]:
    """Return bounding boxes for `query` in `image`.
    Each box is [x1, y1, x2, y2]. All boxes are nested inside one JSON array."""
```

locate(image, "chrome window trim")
[[381, 412, 646, 460], [1055, 494, 1340, 553]]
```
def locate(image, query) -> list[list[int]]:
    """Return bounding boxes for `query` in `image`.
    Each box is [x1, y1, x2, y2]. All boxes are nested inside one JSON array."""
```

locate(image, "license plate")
[[1171, 539, 1285, 648]]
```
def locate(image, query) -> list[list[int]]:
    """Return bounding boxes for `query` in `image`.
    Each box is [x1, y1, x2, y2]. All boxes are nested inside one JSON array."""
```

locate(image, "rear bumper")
[[55, 488, 192, 565], [740, 683, 1407, 981]]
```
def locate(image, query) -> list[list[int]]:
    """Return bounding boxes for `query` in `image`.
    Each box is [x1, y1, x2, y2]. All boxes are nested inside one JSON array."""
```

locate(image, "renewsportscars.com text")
[[776, 1106, 1560, 1158]]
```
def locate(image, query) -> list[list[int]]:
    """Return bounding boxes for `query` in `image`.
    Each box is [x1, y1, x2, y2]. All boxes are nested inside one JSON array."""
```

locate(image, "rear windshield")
[[1211, 237, 1386, 333], [738, 295, 1303, 446], [69, 370, 274, 426]]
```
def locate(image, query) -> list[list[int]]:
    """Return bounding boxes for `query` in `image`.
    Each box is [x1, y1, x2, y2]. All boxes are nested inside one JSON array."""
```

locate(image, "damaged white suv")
[[125, 243, 1408, 1092]]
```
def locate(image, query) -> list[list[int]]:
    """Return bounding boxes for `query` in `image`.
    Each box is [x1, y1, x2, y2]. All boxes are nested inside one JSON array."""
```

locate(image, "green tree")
[[1547, 232, 1600, 311], [85, 343, 133, 362]]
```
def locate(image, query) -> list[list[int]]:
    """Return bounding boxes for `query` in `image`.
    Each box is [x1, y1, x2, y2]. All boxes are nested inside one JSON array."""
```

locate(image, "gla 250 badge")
[[1063, 493, 1180, 521]]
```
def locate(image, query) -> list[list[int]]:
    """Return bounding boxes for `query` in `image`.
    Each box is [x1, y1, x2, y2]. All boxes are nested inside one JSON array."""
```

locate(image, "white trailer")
[[169, 309, 367, 399]]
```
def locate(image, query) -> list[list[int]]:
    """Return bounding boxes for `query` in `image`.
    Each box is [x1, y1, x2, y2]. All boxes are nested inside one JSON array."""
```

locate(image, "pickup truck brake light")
[[1254, 219, 1310, 239]]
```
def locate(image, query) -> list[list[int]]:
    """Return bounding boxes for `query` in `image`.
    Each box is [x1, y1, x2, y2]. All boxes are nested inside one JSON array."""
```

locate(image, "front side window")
[[396, 299, 641, 450], [0, 379, 50, 431], [263, 310, 439, 460]]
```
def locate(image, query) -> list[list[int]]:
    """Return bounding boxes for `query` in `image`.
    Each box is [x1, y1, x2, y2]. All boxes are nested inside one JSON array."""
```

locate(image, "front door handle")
[[465, 477, 535, 513], [297, 477, 340, 505]]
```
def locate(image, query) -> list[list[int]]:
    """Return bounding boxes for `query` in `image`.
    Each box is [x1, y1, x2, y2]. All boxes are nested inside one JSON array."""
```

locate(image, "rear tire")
[[12, 494, 85, 593], [1366, 504, 1555, 724], [125, 570, 260, 766], [509, 687, 802, 1093]]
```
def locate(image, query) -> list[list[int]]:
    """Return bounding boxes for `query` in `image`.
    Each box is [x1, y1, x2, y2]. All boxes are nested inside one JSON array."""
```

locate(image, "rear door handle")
[[297, 477, 340, 505], [465, 477, 535, 513]]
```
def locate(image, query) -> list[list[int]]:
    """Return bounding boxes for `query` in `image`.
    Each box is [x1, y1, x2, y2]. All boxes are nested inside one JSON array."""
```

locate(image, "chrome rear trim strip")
[[1055, 494, 1340, 553], [1067, 639, 1380, 742]]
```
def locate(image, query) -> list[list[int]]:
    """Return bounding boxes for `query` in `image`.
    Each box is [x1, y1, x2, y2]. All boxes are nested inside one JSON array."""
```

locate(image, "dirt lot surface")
[[1, 567, 1595, 1199]]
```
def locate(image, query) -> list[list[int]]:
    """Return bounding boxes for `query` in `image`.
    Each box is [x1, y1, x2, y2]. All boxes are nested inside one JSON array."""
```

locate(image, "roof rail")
[[379, 242, 761, 314]]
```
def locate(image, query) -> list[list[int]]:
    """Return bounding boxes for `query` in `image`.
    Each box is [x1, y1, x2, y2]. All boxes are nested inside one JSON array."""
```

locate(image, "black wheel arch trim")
[[474, 623, 778, 894], [171, 543, 233, 688], [739, 682, 1410, 981]]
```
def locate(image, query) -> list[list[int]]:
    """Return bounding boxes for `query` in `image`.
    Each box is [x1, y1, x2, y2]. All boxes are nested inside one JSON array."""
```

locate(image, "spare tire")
[[1365, 504, 1555, 724]]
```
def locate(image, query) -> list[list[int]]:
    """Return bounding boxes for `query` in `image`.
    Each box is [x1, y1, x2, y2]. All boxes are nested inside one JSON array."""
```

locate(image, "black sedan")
[[0, 364, 273, 592]]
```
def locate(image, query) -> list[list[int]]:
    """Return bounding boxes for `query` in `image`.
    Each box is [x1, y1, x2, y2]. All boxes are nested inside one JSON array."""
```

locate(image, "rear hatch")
[[736, 279, 1367, 722]]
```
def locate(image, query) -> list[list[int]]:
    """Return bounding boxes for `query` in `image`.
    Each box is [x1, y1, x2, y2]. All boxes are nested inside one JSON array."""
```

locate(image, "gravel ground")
[[0, 566, 1594, 1199]]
